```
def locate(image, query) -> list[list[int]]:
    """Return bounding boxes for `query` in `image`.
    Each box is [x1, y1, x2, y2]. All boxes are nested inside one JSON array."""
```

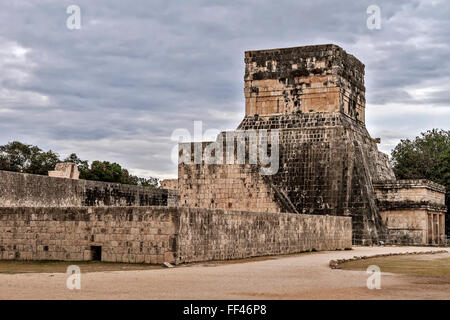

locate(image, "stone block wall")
[[378, 209, 429, 245], [179, 112, 395, 244], [0, 207, 177, 263], [0, 206, 352, 264], [176, 208, 352, 263], [160, 179, 178, 191], [179, 160, 281, 212], [374, 180, 445, 205], [244, 44, 366, 123], [374, 180, 446, 245], [48, 163, 80, 179], [0, 170, 177, 207], [178, 44, 401, 245]]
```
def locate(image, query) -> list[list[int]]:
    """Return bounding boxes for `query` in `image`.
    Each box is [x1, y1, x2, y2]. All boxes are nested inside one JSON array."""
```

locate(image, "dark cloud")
[[0, 0, 449, 178]]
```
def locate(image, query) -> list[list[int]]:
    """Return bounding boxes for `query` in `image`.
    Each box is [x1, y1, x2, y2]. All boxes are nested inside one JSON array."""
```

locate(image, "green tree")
[[81, 161, 159, 187], [0, 141, 60, 175], [0, 141, 159, 187], [435, 148, 450, 190], [26, 150, 60, 175], [83, 161, 124, 183], [0, 141, 34, 172], [391, 129, 450, 236], [135, 177, 159, 188], [391, 129, 450, 188]]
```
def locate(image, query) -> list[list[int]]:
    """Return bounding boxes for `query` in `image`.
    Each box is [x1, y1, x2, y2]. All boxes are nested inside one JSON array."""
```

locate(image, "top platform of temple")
[[243, 44, 366, 122]]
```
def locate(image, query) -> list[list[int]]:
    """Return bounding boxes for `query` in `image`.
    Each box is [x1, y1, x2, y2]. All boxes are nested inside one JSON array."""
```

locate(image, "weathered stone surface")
[[160, 179, 178, 191], [0, 170, 178, 207], [374, 180, 446, 245], [0, 44, 446, 260], [244, 44, 365, 122], [0, 206, 177, 264], [0, 206, 352, 264], [179, 45, 395, 244], [176, 208, 351, 263], [178, 44, 447, 245], [48, 163, 80, 179]]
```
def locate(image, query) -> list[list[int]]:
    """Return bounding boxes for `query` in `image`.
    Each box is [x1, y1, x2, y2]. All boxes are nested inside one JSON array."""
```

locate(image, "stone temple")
[[176, 44, 447, 245], [0, 44, 447, 265]]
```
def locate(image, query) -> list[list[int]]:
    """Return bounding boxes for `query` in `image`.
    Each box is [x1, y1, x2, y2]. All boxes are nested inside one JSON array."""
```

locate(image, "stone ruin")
[[176, 44, 447, 245], [160, 179, 178, 191], [48, 162, 80, 179], [0, 44, 446, 265], [0, 169, 351, 263]]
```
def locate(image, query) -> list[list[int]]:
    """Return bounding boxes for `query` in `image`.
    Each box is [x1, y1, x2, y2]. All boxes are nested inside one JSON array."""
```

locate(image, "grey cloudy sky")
[[1, 0, 449, 179]]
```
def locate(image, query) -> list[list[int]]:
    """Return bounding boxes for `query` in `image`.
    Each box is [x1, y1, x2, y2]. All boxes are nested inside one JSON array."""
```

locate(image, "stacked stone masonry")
[[160, 179, 178, 191], [374, 180, 446, 245], [48, 163, 80, 180], [0, 44, 446, 267], [244, 44, 366, 123], [0, 206, 352, 264], [179, 112, 395, 244], [0, 170, 178, 208], [178, 44, 447, 245]]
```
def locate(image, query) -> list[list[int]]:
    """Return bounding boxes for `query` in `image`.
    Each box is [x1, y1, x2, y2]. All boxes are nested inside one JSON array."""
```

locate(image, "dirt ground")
[[0, 246, 449, 300], [0, 260, 162, 274]]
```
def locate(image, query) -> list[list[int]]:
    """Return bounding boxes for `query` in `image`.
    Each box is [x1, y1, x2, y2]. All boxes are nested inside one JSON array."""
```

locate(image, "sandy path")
[[0, 246, 448, 300]]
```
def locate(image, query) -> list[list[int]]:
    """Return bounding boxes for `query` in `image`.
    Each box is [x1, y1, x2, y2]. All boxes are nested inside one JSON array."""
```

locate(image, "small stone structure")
[[374, 180, 446, 245], [48, 162, 80, 179], [160, 179, 178, 191]]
